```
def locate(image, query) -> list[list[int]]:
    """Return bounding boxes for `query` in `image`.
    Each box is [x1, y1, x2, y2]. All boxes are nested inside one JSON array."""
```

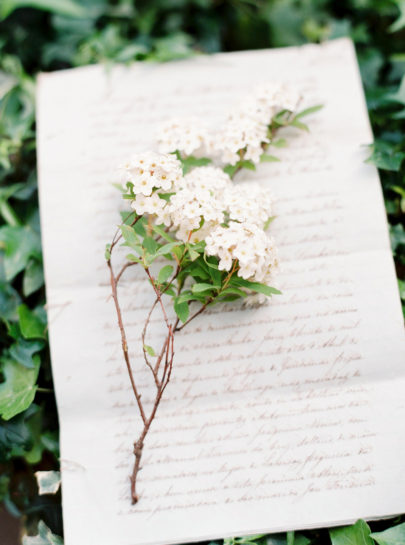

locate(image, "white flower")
[[157, 117, 210, 157], [214, 116, 269, 166], [131, 192, 167, 216], [224, 183, 273, 228], [181, 166, 232, 193], [168, 187, 225, 242], [119, 151, 183, 197], [205, 221, 278, 288]]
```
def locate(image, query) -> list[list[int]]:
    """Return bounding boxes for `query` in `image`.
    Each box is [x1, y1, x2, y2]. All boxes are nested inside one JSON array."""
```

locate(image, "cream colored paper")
[[36, 38, 405, 545]]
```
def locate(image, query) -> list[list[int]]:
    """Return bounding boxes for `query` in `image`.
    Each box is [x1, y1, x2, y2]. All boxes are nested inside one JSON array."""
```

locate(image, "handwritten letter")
[[37, 39, 405, 545]]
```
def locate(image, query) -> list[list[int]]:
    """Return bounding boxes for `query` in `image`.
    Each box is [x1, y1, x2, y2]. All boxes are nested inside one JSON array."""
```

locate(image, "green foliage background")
[[0, 0, 404, 542]]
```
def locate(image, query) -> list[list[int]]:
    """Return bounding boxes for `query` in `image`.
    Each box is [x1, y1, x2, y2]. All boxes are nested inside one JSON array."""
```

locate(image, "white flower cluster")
[[120, 154, 279, 289], [155, 83, 300, 167], [213, 83, 301, 165], [157, 117, 210, 157], [224, 182, 273, 226], [205, 222, 278, 283]]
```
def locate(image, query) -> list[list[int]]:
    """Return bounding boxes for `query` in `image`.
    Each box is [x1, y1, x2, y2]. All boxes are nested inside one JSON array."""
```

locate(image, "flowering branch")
[[106, 82, 320, 504]]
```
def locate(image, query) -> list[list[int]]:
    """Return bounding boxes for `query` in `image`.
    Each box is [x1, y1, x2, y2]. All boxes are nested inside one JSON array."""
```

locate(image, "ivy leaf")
[[366, 141, 405, 171], [330, 520, 374, 545], [389, 1, 405, 32], [157, 265, 173, 284], [174, 299, 189, 323], [23, 259, 44, 296], [370, 522, 405, 545], [0, 356, 40, 420], [35, 471, 61, 495], [0, 281, 21, 321], [0, 225, 41, 281], [9, 338, 44, 368], [22, 520, 63, 545], [18, 305, 47, 339], [390, 223, 405, 255]]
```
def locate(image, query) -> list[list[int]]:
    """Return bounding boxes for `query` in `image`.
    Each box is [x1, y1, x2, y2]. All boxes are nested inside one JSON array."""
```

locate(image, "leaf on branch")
[[272, 138, 287, 148], [155, 242, 180, 257], [152, 224, 176, 242], [174, 299, 189, 323], [330, 520, 373, 545], [192, 282, 216, 294], [143, 345, 156, 357], [120, 224, 142, 253], [0, 356, 40, 420], [157, 265, 174, 284], [290, 119, 309, 132], [260, 154, 280, 162], [295, 104, 323, 119], [180, 155, 212, 174], [35, 471, 61, 495], [231, 277, 281, 297]]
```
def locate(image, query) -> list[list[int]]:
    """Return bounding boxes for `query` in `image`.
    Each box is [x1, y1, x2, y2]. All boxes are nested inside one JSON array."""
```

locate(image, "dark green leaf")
[[232, 277, 281, 297], [0, 225, 41, 281], [192, 282, 215, 294], [366, 141, 405, 171], [156, 242, 179, 257], [0, 0, 87, 20], [9, 338, 44, 368]]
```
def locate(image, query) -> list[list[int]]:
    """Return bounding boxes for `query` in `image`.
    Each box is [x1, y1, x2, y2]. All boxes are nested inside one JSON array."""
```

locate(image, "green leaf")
[[232, 277, 281, 297], [120, 224, 142, 253], [18, 305, 46, 340], [0, 225, 41, 281], [9, 338, 44, 368], [35, 471, 61, 495], [0, 0, 87, 21], [155, 242, 179, 257], [188, 248, 200, 261], [192, 282, 216, 294], [143, 236, 158, 254], [105, 243, 111, 260], [219, 287, 247, 298], [152, 224, 176, 242], [0, 357, 40, 420], [174, 299, 189, 323], [370, 522, 405, 545], [260, 153, 280, 162], [290, 119, 309, 131], [272, 138, 287, 148], [143, 344, 156, 357], [295, 104, 323, 119], [239, 159, 256, 171], [157, 265, 173, 284], [180, 155, 212, 174], [23, 259, 44, 296], [330, 520, 374, 545], [366, 141, 405, 172], [22, 520, 63, 545], [263, 216, 276, 230]]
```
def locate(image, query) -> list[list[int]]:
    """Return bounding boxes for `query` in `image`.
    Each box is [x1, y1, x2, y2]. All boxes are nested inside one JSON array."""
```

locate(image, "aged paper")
[[36, 38, 405, 545]]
